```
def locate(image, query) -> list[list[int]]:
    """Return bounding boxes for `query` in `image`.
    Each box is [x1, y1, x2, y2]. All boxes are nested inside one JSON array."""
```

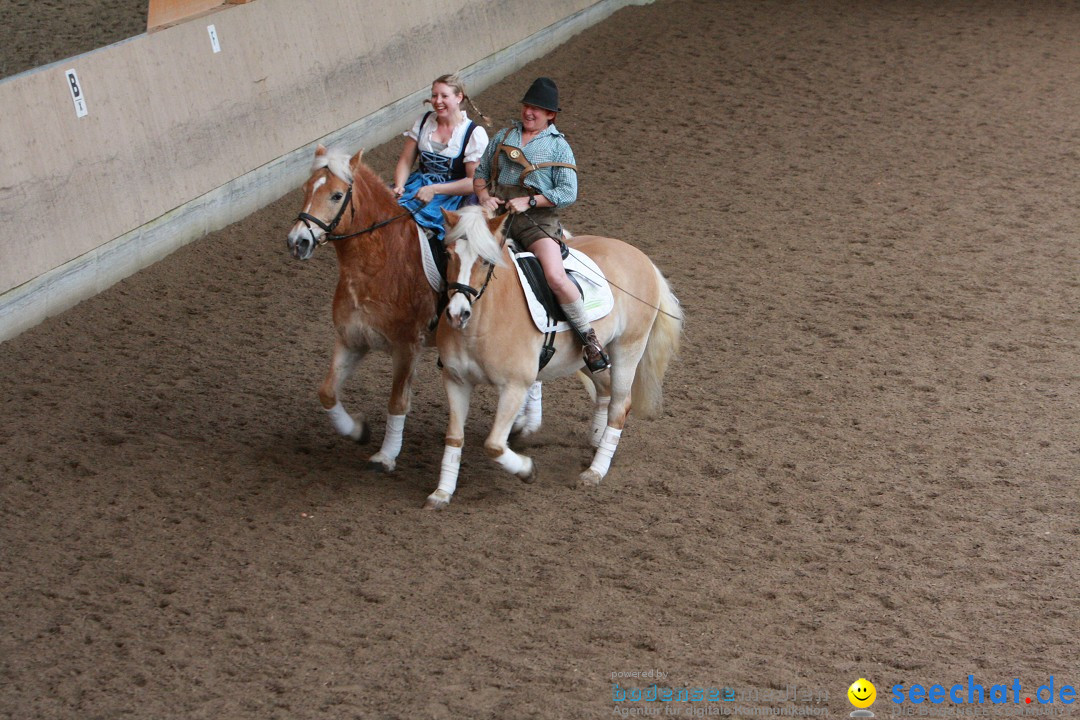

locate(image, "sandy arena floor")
[[0, 0, 147, 79], [1, 1, 1078, 718]]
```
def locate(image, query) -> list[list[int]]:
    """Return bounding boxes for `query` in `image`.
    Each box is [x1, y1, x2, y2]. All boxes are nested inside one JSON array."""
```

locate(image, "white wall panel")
[[0, 0, 651, 340]]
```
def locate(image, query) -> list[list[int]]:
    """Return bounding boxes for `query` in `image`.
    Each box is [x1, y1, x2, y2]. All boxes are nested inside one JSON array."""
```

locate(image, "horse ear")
[[315, 144, 327, 156], [442, 209, 461, 229], [350, 148, 365, 175], [486, 213, 508, 236]]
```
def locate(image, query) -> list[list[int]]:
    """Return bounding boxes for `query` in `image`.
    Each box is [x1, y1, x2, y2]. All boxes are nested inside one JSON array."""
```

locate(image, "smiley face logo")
[[848, 678, 876, 709]]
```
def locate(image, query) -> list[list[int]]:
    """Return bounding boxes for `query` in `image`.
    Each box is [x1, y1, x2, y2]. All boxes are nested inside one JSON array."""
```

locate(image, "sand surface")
[[2, 1, 1079, 718], [0, 0, 147, 78]]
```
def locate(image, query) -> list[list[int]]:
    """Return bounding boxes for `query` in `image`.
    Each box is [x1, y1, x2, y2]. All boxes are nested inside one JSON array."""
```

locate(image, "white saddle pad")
[[416, 223, 444, 292], [511, 247, 615, 333]]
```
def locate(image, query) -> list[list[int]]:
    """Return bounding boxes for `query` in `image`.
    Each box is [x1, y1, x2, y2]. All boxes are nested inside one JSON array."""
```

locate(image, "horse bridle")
[[448, 262, 497, 306], [296, 175, 411, 246], [446, 210, 516, 308]]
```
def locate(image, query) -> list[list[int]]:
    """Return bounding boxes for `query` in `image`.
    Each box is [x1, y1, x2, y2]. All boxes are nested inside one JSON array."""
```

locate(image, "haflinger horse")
[[425, 205, 683, 510], [285, 145, 542, 472]]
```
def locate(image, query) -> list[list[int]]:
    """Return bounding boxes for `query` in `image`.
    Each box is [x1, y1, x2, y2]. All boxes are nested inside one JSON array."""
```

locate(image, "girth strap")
[[512, 250, 584, 371]]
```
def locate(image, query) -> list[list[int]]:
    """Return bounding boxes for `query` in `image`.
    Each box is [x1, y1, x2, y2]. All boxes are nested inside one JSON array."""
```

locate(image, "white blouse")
[[404, 111, 489, 164]]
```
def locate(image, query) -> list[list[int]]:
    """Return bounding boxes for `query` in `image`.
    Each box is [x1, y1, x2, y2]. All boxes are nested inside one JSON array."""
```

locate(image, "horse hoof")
[[579, 469, 603, 487], [351, 421, 371, 444], [366, 453, 395, 473], [423, 490, 451, 510], [518, 458, 536, 484]]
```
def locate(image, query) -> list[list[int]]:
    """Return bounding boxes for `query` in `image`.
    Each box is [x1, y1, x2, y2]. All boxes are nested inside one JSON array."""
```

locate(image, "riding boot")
[[580, 328, 610, 373], [560, 298, 610, 372]]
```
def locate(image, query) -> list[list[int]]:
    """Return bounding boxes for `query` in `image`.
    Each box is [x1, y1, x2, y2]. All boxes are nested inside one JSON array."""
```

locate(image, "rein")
[[296, 178, 413, 246], [321, 211, 413, 244]]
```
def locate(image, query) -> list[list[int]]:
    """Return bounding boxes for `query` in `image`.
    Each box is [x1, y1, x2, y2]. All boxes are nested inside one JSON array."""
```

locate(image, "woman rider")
[[394, 74, 490, 243], [472, 77, 609, 372]]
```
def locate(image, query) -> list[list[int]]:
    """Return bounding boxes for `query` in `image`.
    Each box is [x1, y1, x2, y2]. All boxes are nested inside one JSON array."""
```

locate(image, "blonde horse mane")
[[310, 148, 353, 184], [445, 206, 505, 266]]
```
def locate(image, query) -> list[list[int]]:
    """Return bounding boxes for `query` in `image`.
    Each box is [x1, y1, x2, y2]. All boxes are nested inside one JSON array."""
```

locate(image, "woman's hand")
[[506, 196, 532, 213], [415, 185, 437, 204], [480, 195, 503, 212], [393, 186, 405, 198]]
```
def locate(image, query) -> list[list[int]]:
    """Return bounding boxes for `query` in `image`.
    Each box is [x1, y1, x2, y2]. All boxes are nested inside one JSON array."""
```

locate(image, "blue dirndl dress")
[[398, 112, 479, 243]]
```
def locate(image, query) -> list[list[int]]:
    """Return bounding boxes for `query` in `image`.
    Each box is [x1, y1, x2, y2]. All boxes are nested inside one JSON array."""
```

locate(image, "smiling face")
[[848, 679, 876, 709], [521, 103, 557, 132], [430, 82, 463, 118]]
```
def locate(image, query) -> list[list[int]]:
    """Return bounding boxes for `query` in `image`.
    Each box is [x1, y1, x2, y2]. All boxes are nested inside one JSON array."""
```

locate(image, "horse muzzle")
[[286, 224, 320, 261], [445, 295, 472, 330]]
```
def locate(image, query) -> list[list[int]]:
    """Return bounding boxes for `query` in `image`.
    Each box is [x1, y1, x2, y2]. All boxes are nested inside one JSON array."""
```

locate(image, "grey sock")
[[560, 297, 593, 336]]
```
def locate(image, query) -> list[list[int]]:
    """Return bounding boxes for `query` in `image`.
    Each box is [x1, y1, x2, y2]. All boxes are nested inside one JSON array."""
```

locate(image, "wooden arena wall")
[[0, 0, 650, 341]]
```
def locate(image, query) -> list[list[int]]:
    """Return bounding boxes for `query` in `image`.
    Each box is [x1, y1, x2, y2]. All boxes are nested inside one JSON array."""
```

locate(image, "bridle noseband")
[[448, 262, 496, 305], [297, 185, 353, 241], [446, 222, 511, 308], [296, 174, 411, 247]]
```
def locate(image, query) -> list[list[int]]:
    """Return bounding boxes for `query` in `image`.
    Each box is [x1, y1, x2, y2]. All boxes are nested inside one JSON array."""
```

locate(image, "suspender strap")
[[493, 143, 578, 188]]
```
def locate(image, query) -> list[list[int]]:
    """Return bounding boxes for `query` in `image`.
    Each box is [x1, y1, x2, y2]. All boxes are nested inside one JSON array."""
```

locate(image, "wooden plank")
[[147, 0, 228, 31]]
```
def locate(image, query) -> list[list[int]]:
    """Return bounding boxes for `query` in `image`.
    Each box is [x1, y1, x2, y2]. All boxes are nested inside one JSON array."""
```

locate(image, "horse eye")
[[330, 192, 344, 202]]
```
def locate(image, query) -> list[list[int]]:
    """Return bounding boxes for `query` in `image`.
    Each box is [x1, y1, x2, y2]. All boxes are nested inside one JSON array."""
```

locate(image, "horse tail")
[[576, 370, 597, 403], [631, 266, 683, 420]]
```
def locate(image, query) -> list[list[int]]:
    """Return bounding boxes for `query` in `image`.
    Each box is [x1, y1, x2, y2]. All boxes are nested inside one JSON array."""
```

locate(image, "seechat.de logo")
[[891, 676, 1078, 706]]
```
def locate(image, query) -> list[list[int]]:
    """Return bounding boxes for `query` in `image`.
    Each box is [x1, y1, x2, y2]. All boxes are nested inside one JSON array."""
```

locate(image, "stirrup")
[[582, 330, 610, 373]]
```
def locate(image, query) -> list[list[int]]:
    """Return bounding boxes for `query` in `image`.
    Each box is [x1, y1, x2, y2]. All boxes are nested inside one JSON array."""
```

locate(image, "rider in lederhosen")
[[473, 77, 610, 372]]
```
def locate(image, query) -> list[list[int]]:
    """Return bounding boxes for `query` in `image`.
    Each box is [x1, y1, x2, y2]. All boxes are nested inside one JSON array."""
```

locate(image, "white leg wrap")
[[377, 414, 406, 460], [588, 426, 623, 478], [437, 445, 462, 497], [494, 448, 530, 477], [512, 398, 527, 431], [591, 396, 611, 448], [513, 381, 543, 433], [524, 381, 542, 425], [326, 402, 356, 437]]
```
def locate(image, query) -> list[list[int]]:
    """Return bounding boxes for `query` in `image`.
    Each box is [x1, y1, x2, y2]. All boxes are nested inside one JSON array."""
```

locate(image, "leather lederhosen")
[[489, 142, 577, 249]]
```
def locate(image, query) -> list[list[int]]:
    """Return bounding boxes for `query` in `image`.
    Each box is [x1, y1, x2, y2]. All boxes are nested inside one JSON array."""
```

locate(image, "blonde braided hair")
[[427, 73, 492, 127]]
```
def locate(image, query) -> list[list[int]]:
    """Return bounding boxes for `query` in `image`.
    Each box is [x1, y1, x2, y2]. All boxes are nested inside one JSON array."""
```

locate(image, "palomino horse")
[[425, 206, 683, 510], [285, 146, 543, 471]]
